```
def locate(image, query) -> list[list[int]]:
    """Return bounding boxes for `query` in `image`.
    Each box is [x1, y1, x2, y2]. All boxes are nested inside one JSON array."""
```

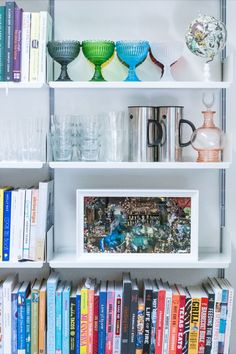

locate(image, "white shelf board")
[[49, 81, 231, 89], [0, 161, 44, 169], [49, 161, 231, 170], [0, 261, 44, 268], [49, 250, 231, 269], [0, 82, 46, 89]]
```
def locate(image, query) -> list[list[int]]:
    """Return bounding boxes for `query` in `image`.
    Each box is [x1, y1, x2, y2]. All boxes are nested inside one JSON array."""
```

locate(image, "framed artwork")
[[76, 189, 199, 264]]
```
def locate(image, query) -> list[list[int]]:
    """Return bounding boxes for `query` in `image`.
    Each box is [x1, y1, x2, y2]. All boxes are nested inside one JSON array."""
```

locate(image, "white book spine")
[[224, 286, 234, 354], [9, 191, 18, 262], [21, 12, 31, 82], [38, 12, 52, 83], [162, 291, 172, 354], [211, 288, 222, 354], [23, 189, 32, 259], [29, 189, 39, 261], [0, 285, 3, 354], [113, 287, 122, 354], [17, 190, 26, 260], [3, 277, 17, 354]]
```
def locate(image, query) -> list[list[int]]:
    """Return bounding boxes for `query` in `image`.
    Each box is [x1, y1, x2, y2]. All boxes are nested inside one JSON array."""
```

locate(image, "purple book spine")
[[13, 7, 22, 82]]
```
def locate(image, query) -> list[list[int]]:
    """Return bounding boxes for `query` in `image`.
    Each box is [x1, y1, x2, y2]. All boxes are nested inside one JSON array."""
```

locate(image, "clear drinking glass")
[[78, 115, 102, 161], [103, 111, 129, 162]]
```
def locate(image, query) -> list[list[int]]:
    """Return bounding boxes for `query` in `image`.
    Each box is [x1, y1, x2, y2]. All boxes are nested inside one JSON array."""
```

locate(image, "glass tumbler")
[[78, 115, 102, 161], [104, 111, 129, 162], [50, 115, 75, 161]]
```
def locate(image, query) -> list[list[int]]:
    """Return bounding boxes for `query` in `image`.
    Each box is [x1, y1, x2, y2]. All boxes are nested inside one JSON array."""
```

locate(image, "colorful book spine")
[[47, 273, 59, 354], [70, 292, 76, 354], [168, 292, 180, 354], [121, 274, 131, 354], [188, 298, 201, 354], [29, 189, 39, 261], [150, 285, 158, 354], [29, 12, 40, 82], [113, 287, 123, 354], [17, 283, 30, 354], [13, 6, 22, 81], [176, 291, 186, 354], [98, 283, 107, 354], [143, 282, 153, 354], [105, 282, 115, 354], [23, 189, 32, 260], [11, 286, 18, 354], [0, 187, 11, 261], [223, 280, 234, 354], [0, 6, 6, 81], [198, 296, 208, 354], [210, 279, 222, 354], [129, 281, 138, 354], [62, 283, 71, 354], [218, 287, 228, 354], [87, 286, 95, 354], [31, 287, 40, 354], [93, 290, 99, 354], [136, 300, 145, 354], [204, 288, 215, 354], [75, 290, 81, 354], [56, 284, 63, 354], [38, 284, 46, 354], [5, 0, 15, 81], [26, 295, 31, 354], [80, 287, 88, 354], [21, 12, 31, 82], [162, 288, 172, 354], [155, 288, 166, 354], [182, 290, 192, 354], [3, 190, 12, 261]]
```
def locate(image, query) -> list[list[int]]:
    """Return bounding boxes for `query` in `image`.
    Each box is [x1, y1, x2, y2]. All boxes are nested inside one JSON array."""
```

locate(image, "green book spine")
[[70, 295, 76, 354], [0, 7, 5, 81], [31, 289, 39, 354]]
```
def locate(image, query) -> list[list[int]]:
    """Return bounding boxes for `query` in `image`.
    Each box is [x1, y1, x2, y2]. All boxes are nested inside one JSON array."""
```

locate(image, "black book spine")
[[182, 294, 192, 354], [121, 281, 131, 353], [5, 1, 15, 81], [128, 288, 139, 354], [143, 289, 153, 354], [150, 289, 158, 354], [205, 292, 215, 354], [70, 296, 76, 354]]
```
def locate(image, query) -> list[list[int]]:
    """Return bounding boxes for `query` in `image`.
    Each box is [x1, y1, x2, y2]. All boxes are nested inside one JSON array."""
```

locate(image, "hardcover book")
[[162, 282, 172, 354], [5, 0, 16, 81], [175, 285, 186, 354], [136, 299, 145, 354], [208, 278, 223, 354], [13, 6, 22, 81], [105, 281, 115, 354], [17, 281, 30, 354], [56, 281, 64, 354], [11, 282, 21, 354], [98, 281, 107, 354], [0, 187, 12, 261], [38, 11, 52, 82], [222, 279, 234, 354], [128, 279, 139, 354], [25, 294, 31, 354], [87, 279, 96, 354], [47, 272, 59, 354], [62, 282, 71, 354], [3, 189, 12, 261], [155, 280, 166, 354], [0, 6, 6, 81], [150, 280, 158, 354], [38, 280, 46, 354], [21, 12, 31, 82], [93, 286, 99, 354], [29, 12, 40, 82], [31, 279, 42, 354], [187, 286, 203, 354], [121, 272, 132, 354], [80, 281, 88, 354], [216, 278, 229, 354], [168, 285, 180, 354], [75, 284, 81, 354], [70, 288, 76, 354], [198, 289, 208, 354], [113, 281, 123, 354], [23, 189, 32, 260], [143, 279, 153, 354], [202, 282, 215, 354]]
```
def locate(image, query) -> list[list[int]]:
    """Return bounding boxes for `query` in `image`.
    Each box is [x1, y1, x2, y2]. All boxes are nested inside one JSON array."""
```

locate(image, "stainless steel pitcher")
[[157, 106, 195, 162], [128, 106, 163, 162]]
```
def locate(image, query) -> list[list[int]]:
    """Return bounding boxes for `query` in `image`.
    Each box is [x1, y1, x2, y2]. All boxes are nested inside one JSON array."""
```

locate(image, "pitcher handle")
[[147, 120, 163, 147], [179, 119, 196, 148]]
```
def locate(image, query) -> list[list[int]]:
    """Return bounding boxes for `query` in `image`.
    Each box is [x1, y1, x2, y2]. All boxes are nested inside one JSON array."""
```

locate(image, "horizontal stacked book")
[[0, 180, 53, 262], [0, 0, 52, 83]]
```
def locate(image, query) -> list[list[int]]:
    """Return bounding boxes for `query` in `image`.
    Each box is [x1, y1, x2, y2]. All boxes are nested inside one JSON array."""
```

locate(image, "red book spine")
[[176, 295, 186, 354], [198, 297, 208, 354], [155, 290, 166, 354], [93, 293, 99, 354]]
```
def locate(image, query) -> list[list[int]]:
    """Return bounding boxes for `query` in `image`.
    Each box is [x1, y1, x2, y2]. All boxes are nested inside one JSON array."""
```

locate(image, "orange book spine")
[[87, 288, 95, 354], [38, 286, 46, 354], [168, 294, 180, 354]]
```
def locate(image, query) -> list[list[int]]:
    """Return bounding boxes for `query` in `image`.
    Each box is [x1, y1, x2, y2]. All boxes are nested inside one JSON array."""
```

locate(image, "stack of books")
[[46, 273, 234, 354], [0, 180, 53, 262], [0, 1, 52, 83]]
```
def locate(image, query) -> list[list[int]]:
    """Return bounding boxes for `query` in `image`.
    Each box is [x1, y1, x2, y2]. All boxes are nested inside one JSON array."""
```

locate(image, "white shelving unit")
[[0, 161, 45, 169]]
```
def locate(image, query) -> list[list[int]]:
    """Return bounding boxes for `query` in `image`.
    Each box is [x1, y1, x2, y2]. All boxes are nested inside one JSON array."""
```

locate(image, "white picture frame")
[[76, 189, 199, 265]]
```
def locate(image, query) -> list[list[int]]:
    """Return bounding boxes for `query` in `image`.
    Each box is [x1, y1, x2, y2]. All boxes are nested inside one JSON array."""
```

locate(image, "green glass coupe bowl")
[[82, 40, 115, 81]]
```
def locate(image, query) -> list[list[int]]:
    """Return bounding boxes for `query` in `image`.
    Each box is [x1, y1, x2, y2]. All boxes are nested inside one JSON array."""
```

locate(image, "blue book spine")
[[11, 291, 18, 354], [3, 190, 12, 261], [75, 293, 81, 354], [17, 291, 27, 351], [55, 290, 62, 353], [62, 287, 70, 354], [26, 297, 31, 354], [218, 289, 228, 354], [0, 6, 6, 81], [5, 1, 15, 81], [47, 282, 57, 354], [98, 291, 107, 354]]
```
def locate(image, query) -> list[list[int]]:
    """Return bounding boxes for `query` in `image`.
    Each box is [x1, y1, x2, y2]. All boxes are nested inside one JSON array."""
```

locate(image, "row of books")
[[0, 180, 53, 262], [0, 1, 52, 82], [46, 273, 234, 354]]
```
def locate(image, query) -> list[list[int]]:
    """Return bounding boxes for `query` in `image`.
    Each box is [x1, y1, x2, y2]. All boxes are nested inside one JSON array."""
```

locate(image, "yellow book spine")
[[29, 12, 40, 82], [80, 288, 88, 354], [38, 288, 46, 354], [0, 187, 11, 262], [188, 298, 201, 354]]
